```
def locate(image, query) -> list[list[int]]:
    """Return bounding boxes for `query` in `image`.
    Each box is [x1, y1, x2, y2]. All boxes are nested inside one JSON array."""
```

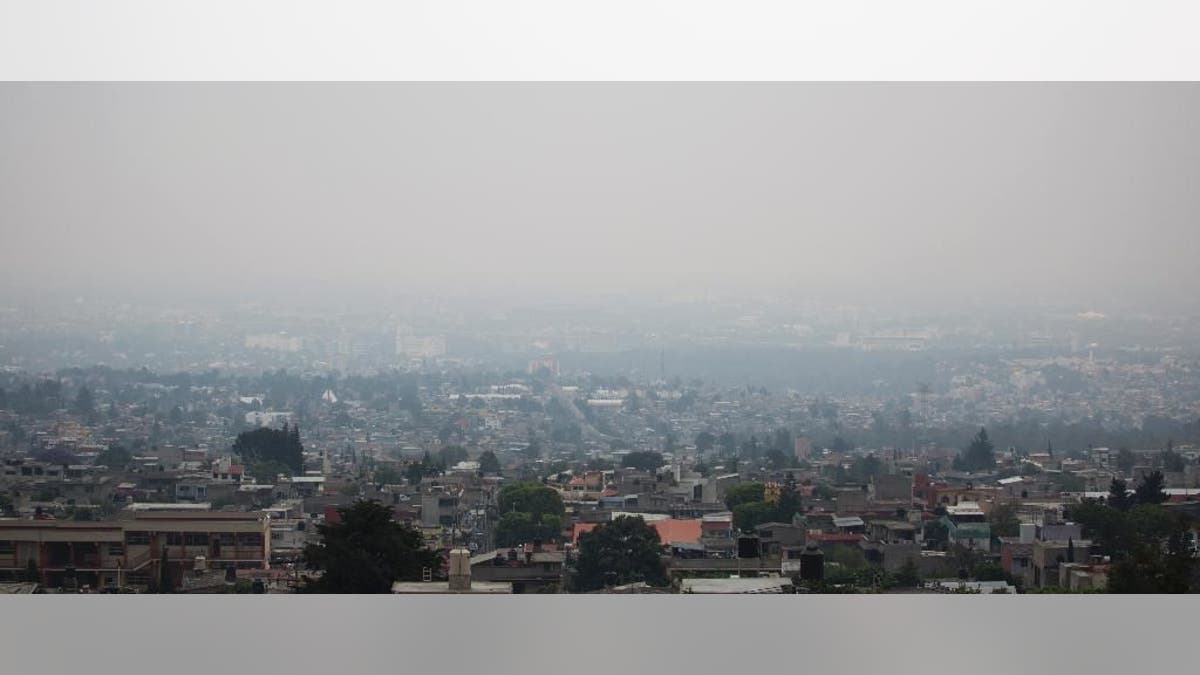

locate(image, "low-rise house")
[[469, 542, 564, 593]]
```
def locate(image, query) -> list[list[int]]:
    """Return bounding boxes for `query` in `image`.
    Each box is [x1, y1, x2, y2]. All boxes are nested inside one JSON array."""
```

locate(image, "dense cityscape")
[[2, 295, 1198, 594]]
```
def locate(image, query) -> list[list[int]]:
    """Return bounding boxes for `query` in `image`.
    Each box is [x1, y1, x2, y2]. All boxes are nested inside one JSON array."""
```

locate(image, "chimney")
[[448, 548, 471, 592]]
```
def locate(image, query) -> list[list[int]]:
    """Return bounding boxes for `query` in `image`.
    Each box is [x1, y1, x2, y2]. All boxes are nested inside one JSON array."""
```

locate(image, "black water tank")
[[799, 544, 824, 581], [737, 536, 760, 559]]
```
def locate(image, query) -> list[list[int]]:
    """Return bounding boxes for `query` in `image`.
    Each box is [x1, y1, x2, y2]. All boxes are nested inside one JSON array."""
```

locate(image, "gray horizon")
[[2, 83, 1198, 313]]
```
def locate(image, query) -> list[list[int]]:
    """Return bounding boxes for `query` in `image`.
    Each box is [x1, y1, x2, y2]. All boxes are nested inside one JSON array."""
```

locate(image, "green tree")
[[1134, 470, 1167, 506], [621, 451, 664, 472], [405, 452, 441, 485], [773, 472, 803, 523], [1107, 477, 1132, 511], [972, 562, 1007, 582], [96, 444, 132, 469], [924, 520, 949, 549], [695, 431, 716, 455], [572, 515, 668, 592], [72, 385, 95, 418], [498, 482, 564, 522], [301, 500, 441, 593], [718, 432, 738, 456], [733, 501, 775, 531], [437, 445, 469, 467], [894, 558, 921, 587], [495, 511, 562, 547], [232, 424, 304, 474], [374, 465, 403, 487], [478, 450, 501, 475], [723, 482, 766, 511], [954, 427, 996, 473], [987, 503, 1020, 538], [1160, 445, 1186, 473], [248, 459, 293, 484]]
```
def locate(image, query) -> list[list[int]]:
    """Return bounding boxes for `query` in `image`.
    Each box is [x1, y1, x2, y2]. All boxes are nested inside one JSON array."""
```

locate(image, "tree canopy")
[[437, 445, 469, 467], [1068, 495, 1196, 593], [953, 427, 996, 473], [1134, 470, 1167, 506], [724, 482, 766, 511], [495, 511, 562, 547], [302, 500, 441, 593], [621, 451, 664, 472], [232, 423, 303, 474], [478, 450, 501, 475], [572, 515, 668, 592], [498, 482, 564, 522]]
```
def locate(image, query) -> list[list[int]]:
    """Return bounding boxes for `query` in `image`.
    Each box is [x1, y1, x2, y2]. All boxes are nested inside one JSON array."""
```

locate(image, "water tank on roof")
[[799, 543, 824, 582]]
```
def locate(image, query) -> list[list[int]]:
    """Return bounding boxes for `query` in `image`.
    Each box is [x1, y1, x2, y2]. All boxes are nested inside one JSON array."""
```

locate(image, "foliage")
[[694, 431, 716, 454], [621, 451, 664, 472], [1068, 498, 1197, 593], [1160, 444, 1186, 473], [498, 482, 564, 522], [1133, 470, 1167, 505], [374, 465, 403, 487], [301, 500, 441, 593], [987, 503, 1020, 538], [723, 482, 766, 511], [248, 459, 293, 484], [232, 423, 303, 474], [924, 520, 949, 548], [971, 562, 1007, 582], [953, 427, 996, 473], [478, 450, 501, 475], [825, 545, 867, 570], [436, 445, 469, 467], [894, 558, 922, 587], [495, 511, 562, 546], [96, 444, 132, 469], [1106, 477, 1132, 511], [405, 452, 442, 485], [572, 515, 668, 592], [733, 500, 775, 531]]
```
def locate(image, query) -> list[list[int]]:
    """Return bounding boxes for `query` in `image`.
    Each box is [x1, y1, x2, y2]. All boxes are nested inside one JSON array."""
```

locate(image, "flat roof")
[[391, 581, 512, 594], [681, 577, 793, 594]]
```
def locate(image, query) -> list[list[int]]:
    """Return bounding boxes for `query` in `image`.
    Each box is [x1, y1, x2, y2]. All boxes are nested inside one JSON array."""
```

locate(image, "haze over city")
[[2, 83, 1200, 597], [2, 83, 1199, 312]]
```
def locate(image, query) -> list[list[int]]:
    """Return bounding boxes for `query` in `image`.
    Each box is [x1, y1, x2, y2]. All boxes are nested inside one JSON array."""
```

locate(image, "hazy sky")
[[2, 83, 1198, 310]]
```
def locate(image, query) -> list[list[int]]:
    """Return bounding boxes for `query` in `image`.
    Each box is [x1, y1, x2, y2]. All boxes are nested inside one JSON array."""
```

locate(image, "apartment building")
[[0, 511, 271, 591]]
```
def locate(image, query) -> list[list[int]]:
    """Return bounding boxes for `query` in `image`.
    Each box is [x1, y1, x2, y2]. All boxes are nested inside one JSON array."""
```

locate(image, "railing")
[[125, 547, 155, 571]]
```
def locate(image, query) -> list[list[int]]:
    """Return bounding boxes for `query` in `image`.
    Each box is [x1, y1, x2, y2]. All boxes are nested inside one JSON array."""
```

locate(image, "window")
[[217, 533, 236, 546], [237, 533, 263, 547], [0, 540, 13, 554], [166, 532, 184, 546], [125, 531, 150, 545], [108, 543, 124, 556], [184, 533, 209, 546]]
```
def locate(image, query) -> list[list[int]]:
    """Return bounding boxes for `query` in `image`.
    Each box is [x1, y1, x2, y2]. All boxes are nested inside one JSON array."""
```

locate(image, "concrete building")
[[0, 511, 271, 591], [392, 548, 511, 594]]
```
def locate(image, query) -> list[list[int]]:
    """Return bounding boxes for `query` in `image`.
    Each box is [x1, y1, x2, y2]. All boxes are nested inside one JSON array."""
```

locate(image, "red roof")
[[323, 505, 342, 525], [572, 518, 703, 546]]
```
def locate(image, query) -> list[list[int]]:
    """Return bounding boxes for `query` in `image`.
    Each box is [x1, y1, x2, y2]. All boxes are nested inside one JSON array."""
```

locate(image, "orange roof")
[[572, 518, 703, 546]]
